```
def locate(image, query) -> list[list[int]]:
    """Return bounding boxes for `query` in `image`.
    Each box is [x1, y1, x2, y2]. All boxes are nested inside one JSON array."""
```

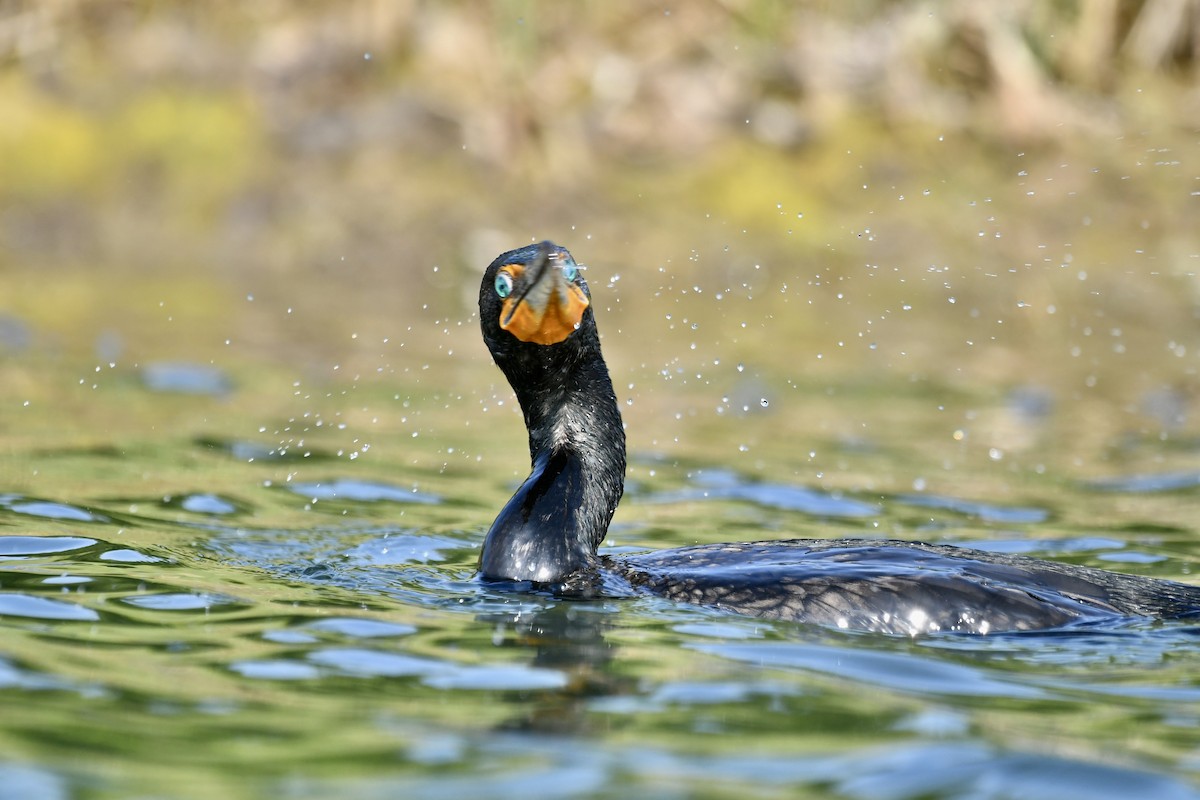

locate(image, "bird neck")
[[479, 349, 626, 586]]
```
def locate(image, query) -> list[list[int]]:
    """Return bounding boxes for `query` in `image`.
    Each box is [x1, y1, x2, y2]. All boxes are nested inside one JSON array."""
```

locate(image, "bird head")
[[479, 240, 591, 350]]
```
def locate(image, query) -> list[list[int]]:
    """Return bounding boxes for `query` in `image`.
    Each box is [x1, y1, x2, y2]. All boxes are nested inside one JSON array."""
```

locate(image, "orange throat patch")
[[499, 267, 590, 345]]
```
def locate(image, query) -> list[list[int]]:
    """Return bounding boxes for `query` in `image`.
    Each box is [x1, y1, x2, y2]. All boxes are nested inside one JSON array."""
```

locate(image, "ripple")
[[121, 593, 237, 611], [831, 742, 1200, 800], [0, 497, 107, 523], [0, 655, 101, 696], [167, 493, 242, 515], [305, 647, 568, 690], [1087, 471, 1200, 494], [694, 641, 1044, 699], [894, 493, 1049, 523], [307, 647, 444, 677], [1096, 551, 1167, 564], [0, 536, 96, 557], [647, 469, 878, 518], [648, 681, 754, 705], [287, 478, 440, 505], [672, 621, 764, 640], [305, 617, 418, 638], [0, 763, 68, 800], [262, 629, 318, 645], [0, 593, 99, 622], [99, 549, 164, 563], [180, 494, 236, 514], [343, 533, 461, 565], [422, 663, 568, 691], [229, 660, 320, 681], [41, 575, 91, 586], [970, 536, 1126, 555]]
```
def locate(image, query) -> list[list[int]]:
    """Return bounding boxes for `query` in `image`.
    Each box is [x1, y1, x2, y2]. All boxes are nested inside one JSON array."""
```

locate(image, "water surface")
[[2, 372, 1200, 799]]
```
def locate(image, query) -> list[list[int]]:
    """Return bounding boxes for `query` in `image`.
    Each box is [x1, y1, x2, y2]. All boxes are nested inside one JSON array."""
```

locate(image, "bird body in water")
[[477, 241, 1200, 634]]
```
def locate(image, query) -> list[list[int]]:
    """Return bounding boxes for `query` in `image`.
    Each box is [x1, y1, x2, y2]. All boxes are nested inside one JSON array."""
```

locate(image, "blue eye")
[[562, 262, 578, 282], [495, 272, 514, 298]]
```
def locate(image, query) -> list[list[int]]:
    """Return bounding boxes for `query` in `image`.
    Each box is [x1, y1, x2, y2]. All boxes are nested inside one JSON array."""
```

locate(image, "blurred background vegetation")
[[0, 0, 1197, 483]]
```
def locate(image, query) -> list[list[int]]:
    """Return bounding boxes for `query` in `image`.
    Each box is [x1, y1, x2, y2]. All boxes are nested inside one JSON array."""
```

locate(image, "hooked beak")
[[499, 243, 590, 345]]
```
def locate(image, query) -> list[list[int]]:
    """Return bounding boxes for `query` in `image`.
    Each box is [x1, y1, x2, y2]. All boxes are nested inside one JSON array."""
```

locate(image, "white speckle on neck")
[[551, 403, 591, 452]]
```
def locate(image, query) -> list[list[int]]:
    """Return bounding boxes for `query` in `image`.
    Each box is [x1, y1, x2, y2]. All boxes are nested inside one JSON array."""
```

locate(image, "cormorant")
[[477, 241, 1200, 634]]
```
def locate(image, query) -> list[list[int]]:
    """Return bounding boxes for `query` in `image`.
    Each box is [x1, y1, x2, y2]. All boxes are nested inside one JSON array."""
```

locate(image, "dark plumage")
[[478, 241, 625, 586], [477, 241, 1200, 634]]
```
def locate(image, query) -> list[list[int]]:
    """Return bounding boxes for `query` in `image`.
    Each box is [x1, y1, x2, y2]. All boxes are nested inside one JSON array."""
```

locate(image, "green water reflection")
[[2, 372, 1200, 798]]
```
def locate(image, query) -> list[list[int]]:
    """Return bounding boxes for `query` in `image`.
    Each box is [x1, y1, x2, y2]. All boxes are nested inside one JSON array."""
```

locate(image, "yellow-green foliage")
[[110, 89, 262, 218], [0, 73, 261, 218], [0, 76, 103, 197]]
